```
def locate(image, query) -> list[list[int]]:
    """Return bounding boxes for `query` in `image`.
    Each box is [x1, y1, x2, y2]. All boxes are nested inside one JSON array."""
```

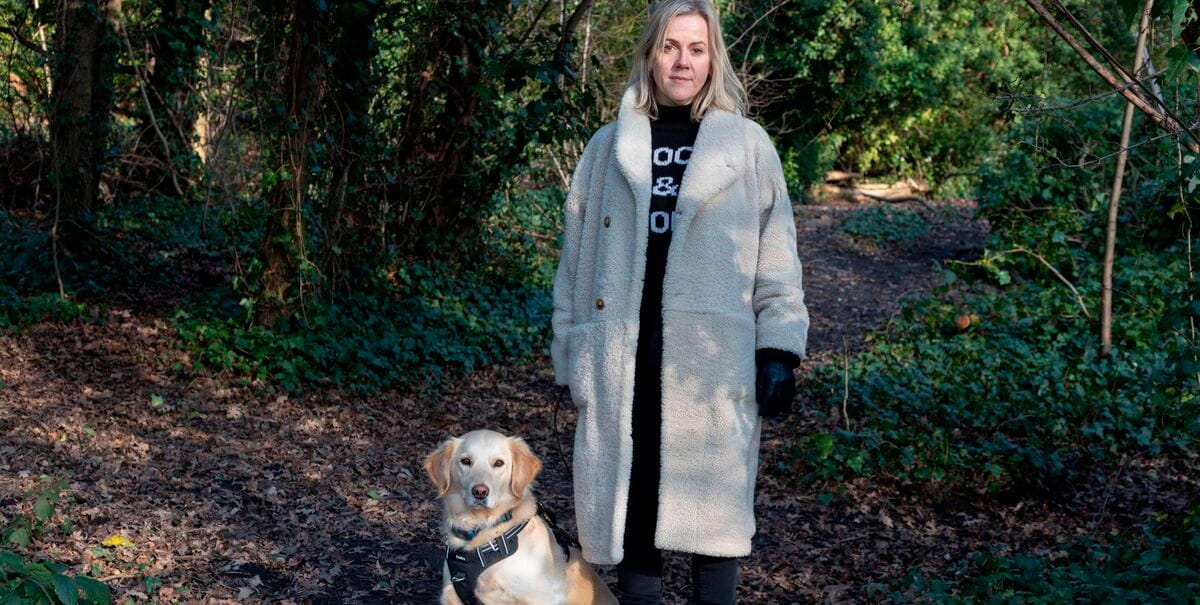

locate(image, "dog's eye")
[[493, 459, 505, 468], [460, 457, 471, 466]]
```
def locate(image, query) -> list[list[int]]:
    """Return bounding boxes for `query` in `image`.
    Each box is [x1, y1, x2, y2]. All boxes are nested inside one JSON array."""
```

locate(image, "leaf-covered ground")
[[2, 199, 1196, 603]]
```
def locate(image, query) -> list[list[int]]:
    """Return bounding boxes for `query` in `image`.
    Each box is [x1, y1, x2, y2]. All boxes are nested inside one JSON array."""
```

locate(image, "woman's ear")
[[424, 437, 459, 497], [508, 437, 543, 499]]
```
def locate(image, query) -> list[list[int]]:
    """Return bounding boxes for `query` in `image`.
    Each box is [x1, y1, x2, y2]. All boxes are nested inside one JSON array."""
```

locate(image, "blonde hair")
[[627, 0, 746, 120]]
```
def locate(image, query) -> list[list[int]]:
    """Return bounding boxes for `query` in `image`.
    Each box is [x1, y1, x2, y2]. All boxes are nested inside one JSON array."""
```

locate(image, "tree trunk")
[[256, 0, 323, 326], [321, 1, 382, 292], [50, 0, 120, 214], [1102, 0, 1153, 357]]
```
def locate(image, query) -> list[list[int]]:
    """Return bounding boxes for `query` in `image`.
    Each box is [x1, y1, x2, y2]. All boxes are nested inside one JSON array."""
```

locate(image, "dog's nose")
[[472, 484, 489, 500]]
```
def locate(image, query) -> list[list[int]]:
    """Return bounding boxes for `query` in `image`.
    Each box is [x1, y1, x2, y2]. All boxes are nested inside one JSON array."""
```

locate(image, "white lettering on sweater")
[[652, 176, 679, 197], [649, 144, 692, 234], [653, 145, 693, 166], [649, 211, 671, 234]]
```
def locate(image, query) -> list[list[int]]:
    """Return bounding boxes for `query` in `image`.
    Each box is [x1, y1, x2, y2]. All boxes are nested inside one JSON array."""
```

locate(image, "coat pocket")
[[566, 321, 634, 412], [565, 322, 596, 409]]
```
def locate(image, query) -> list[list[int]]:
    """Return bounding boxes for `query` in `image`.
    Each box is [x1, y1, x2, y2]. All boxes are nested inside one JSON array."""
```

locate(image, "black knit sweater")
[[635, 104, 699, 370]]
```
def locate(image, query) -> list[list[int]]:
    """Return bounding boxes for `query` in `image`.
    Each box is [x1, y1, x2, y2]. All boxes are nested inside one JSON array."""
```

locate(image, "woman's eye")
[[493, 460, 505, 468], [460, 457, 472, 466]]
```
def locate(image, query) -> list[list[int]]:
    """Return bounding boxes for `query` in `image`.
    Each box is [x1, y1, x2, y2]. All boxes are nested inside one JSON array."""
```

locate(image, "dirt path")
[[797, 198, 984, 361], [1, 199, 1193, 604]]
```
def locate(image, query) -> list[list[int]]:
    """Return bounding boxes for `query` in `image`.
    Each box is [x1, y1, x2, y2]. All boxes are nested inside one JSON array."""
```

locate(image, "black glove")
[[756, 350, 798, 418]]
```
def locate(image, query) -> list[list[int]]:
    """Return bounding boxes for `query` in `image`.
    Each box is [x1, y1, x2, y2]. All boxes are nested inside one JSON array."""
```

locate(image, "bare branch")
[[1017, 128, 1182, 169], [1009, 246, 1092, 319], [0, 24, 49, 56], [730, 0, 791, 49], [555, 0, 596, 63], [1101, 0, 1153, 357], [118, 19, 185, 197], [1047, 0, 1200, 149], [1022, 0, 1200, 150], [1001, 69, 1163, 114], [513, 0, 555, 52]]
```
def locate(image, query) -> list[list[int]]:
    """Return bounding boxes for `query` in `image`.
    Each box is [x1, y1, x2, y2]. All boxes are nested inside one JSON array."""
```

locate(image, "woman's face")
[[652, 14, 711, 107]]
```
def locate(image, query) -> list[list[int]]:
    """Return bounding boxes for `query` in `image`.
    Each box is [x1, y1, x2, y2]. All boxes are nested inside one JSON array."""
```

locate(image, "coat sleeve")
[[550, 129, 605, 386], [750, 126, 809, 361]]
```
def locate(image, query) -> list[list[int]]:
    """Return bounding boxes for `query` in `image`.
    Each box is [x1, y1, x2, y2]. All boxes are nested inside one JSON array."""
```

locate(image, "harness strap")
[[444, 504, 579, 604], [446, 517, 529, 605]]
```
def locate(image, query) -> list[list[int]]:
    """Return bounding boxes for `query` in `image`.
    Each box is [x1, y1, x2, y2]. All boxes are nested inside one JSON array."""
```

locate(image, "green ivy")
[[839, 206, 929, 246], [891, 498, 1200, 603], [172, 260, 552, 393], [795, 246, 1200, 490]]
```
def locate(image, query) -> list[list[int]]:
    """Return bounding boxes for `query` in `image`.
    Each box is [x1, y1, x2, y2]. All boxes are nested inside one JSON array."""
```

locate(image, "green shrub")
[[733, 0, 1120, 193], [976, 106, 1118, 268], [976, 88, 1200, 269], [0, 288, 88, 332], [800, 76, 1200, 490], [477, 186, 564, 291], [794, 246, 1200, 489], [171, 183, 560, 393], [3, 478, 70, 549], [0, 551, 112, 605], [1, 479, 110, 605]]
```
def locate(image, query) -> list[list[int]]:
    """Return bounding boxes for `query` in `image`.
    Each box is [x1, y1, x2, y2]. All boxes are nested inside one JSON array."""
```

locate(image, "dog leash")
[[552, 385, 571, 477], [550, 386, 584, 553]]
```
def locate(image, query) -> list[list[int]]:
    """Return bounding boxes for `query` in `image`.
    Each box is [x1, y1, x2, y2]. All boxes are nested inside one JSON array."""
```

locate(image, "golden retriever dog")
[[425, 429, 617, 605]]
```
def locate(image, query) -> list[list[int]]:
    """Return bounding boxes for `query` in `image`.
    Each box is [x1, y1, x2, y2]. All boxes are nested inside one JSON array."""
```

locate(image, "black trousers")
[[617, 362, 739, 605]]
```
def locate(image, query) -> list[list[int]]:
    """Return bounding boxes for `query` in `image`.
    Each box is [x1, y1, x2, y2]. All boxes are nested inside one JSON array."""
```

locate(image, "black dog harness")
[[444, 504, 572, 605]]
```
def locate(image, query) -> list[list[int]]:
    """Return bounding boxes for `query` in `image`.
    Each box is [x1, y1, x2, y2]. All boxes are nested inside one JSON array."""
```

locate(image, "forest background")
[[1, 0, 1200, 602]]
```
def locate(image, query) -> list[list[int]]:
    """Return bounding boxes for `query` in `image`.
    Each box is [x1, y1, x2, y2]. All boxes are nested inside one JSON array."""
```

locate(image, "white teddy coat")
[[551, 88, 809, 564]]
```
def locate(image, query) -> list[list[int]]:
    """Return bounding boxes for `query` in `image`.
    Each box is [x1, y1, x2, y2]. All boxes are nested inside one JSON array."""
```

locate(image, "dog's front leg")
[[440, 563, 466, 605], [441, 584, 467, 605]]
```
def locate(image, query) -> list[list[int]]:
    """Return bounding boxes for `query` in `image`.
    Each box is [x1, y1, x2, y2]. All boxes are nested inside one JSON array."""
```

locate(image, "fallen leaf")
[[102, 535, 135, 548]]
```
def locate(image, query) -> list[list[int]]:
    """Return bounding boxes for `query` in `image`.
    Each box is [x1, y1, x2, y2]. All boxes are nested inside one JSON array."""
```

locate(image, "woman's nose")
[[675, 51, 690, 69]]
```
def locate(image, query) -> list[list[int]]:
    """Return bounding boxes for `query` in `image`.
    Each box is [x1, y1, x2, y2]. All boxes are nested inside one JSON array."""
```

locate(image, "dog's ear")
[[424, 437, 459, 497], [508, 437, 542, 499]]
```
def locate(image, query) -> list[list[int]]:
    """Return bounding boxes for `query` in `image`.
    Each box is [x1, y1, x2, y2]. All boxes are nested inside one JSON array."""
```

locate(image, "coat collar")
[[613, 87, 743, 214]]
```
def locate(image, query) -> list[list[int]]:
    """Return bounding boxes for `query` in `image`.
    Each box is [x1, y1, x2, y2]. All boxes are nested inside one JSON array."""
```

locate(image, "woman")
[[550, 1, 809, 602]]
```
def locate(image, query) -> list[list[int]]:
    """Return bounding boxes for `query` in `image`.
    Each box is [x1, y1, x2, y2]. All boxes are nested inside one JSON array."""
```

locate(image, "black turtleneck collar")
[[655, 103, 695, 124]]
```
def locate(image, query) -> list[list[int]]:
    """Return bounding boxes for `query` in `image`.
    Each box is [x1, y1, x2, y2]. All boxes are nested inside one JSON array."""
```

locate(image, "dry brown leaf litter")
[[1, 200, 1195, 604]]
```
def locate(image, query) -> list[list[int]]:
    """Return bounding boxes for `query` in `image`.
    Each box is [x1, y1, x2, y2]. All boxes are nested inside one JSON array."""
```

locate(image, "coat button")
[[603, 216, 611, 228], [595, 298, 605, 310]]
